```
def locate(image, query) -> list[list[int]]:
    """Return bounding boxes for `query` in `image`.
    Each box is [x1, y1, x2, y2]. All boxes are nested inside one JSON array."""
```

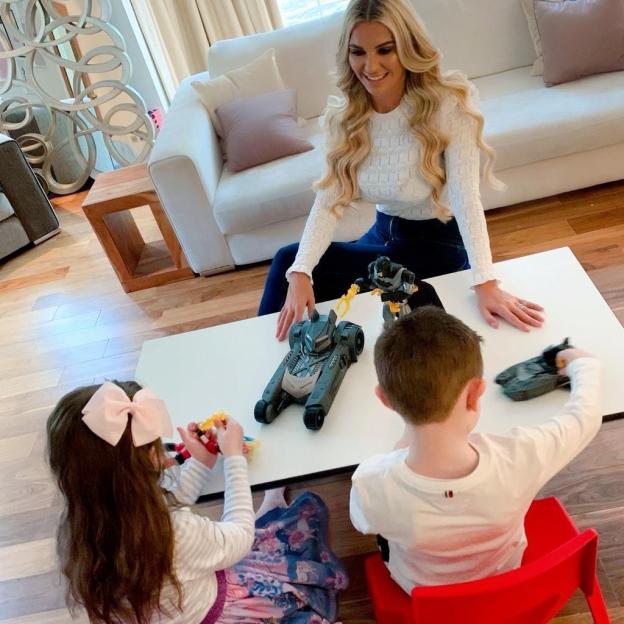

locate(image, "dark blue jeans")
[[258, 211, 469, 315]]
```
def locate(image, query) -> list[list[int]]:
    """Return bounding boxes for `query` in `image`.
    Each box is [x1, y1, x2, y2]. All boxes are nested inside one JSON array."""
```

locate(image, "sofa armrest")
[[148, 74, 234, 274], [0, 134, 59, 244]]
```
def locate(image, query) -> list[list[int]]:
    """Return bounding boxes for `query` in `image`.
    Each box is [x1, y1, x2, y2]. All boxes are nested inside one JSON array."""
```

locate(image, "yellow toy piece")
[[198, 410, 228, 432], [387, 301, 401, 314], [371, 288, 382, 297], [335, 283, 360, 318]]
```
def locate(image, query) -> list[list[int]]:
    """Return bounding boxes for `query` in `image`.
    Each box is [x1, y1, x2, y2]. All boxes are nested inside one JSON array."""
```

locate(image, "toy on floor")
[[165, 411, 259, 464], [495, 338, 573, 401], [255, 308, 364, 431], [353, 256, 444, 327]]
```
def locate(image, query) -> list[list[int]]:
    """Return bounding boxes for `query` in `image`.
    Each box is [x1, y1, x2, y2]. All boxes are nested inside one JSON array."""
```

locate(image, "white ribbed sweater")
[[289, 87, 497, 286], [153, 456, 255, 623]]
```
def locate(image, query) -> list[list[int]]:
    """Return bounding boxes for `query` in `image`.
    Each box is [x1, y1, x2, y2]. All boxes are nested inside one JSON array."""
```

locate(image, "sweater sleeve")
[[286, 182, 341, 280], [444, 85, 497, 286], [503, 357, 602, 487], [165, 457, 214, 506], [171, 455, 255, 573]]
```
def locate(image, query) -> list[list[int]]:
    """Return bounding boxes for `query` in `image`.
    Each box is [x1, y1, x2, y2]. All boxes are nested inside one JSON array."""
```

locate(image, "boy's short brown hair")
[[374, 306, 483, 425]]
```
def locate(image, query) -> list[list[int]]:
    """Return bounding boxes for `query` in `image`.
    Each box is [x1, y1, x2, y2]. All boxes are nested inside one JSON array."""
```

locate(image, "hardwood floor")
[[0, 180, 623, 623]]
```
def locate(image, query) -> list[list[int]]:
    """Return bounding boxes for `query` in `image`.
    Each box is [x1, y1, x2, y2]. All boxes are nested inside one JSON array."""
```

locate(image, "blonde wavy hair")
[[318, 0, 501, 220]]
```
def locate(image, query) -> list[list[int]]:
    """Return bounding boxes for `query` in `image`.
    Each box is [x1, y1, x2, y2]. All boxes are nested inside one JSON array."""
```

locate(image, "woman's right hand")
[[276, 272, 315, 341], [215, 416, 245, 457]]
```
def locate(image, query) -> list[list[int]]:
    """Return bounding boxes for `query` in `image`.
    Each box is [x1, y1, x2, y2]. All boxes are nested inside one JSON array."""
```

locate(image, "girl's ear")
[[148, 444, 159, 468], [375, 384, 392, 408]]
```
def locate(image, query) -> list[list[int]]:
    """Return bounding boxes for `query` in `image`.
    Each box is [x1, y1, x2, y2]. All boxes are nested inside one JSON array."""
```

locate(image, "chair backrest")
[[411, 529, 600, 624]]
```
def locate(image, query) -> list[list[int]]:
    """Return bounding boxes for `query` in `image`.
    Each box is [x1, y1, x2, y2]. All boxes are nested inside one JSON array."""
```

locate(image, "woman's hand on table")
[[276, 272, 315, 341], [474, 280, 544, 332]]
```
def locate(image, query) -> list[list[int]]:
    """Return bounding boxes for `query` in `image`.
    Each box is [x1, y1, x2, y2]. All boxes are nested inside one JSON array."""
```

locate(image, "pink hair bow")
[[81, 381, 174, 446]]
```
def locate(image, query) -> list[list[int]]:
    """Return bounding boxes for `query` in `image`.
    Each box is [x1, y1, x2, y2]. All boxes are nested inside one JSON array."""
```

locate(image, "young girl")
[[47, 380, 347, 623]]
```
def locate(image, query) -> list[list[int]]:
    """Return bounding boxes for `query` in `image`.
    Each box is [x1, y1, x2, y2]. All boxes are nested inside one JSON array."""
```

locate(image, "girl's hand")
[[475, 280, 544, 332], [276, 272, 315, 342], [177, 423, 218, 469], [215, 416, 245, 458]]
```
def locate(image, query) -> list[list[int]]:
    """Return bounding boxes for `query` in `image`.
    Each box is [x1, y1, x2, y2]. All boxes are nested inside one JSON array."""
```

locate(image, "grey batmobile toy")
[[254, 308, 364, 430], [495, 338, 572, 401]]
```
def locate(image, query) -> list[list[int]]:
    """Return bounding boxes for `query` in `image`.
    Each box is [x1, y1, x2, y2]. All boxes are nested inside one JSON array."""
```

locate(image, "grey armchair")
[[0, 134, 60, 260]]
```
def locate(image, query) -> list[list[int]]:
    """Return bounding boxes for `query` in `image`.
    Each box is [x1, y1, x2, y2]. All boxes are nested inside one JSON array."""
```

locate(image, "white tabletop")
[[135, 247, 624, 496]]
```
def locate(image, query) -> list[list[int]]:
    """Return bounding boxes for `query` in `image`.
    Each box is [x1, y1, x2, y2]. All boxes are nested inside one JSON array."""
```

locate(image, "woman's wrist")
[[287, 271, 311, 284], [474, 279, 498, 293]]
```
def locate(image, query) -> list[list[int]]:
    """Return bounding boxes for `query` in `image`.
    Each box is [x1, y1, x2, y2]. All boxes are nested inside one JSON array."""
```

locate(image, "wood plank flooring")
[[0, 180, 623, 623]]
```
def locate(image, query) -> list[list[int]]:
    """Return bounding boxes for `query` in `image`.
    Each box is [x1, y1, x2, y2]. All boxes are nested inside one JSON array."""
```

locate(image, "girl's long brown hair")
[[46, 381, 182, 624]]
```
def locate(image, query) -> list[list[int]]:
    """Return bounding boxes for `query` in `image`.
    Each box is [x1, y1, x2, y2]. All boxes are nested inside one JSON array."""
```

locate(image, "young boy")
[[350, 306, 601, 592]]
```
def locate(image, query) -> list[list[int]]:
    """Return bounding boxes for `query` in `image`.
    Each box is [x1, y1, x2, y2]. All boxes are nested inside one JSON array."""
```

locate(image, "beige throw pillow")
[[520, 0, 564, 76], [192, 48, 286, 137]]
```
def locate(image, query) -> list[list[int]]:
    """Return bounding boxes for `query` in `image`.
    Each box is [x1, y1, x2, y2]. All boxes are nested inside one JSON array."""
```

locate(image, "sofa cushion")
[[208, 13, 343, 121], [216, 89, 313, 172], [474, 67, 624, 171], [214, 116, 325, 235], [192, 48, 286, 137], [0, 215, 30, 259], [0, 191, 14, 222], [535, 0, 624, 87], [411, 0, 536, 78]]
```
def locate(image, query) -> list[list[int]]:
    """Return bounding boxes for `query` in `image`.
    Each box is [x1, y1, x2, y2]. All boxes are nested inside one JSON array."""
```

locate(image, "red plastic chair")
[[365, 497, 610, 624]]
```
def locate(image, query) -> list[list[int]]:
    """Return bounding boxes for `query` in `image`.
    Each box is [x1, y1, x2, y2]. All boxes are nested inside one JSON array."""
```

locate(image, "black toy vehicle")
[[255, 309, 364, 430], [495, 338, 572, 401]]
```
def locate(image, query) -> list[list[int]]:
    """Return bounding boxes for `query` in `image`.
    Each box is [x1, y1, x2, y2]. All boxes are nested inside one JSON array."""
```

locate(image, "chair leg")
[[585, 574, 610, 624]]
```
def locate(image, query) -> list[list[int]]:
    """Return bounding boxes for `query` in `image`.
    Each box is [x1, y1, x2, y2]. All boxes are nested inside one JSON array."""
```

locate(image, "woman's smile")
[[348, 20, 406, 112]]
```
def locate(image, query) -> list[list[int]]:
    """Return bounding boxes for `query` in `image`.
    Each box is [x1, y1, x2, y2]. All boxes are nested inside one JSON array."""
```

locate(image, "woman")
[[259, 0, 544, 340]]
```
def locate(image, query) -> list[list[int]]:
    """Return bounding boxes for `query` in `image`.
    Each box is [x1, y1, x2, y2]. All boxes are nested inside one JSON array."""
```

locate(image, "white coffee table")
[[136, 247, 624, 496]]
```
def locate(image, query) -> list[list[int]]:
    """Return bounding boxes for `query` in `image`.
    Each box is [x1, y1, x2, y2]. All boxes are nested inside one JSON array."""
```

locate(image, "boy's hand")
[[215, 416, 245, 457], [177, 422, 218, 469], [556, 348, 594, 374]]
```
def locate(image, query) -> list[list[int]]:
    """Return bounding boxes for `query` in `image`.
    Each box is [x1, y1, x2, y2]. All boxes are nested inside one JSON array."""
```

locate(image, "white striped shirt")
[[153, 456, 255, 623]]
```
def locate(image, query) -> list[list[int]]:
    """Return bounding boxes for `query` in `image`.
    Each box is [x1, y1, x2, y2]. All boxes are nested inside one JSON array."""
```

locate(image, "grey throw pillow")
[[535, 0, 624, 86], [216, 89, 314, 173]]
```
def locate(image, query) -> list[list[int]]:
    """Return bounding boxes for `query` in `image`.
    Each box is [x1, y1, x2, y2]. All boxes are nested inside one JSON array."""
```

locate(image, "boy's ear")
[[375, 384, 392, 409], [466, 378, 486, 412]]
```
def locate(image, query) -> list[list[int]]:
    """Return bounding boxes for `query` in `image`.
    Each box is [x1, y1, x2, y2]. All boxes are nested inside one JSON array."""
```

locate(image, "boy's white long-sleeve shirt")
[[350, 358, 602, 592], [154, 456, 255, 623]]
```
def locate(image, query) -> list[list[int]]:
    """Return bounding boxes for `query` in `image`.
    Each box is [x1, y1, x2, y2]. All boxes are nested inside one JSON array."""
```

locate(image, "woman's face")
[[348, 21, 406, 110]]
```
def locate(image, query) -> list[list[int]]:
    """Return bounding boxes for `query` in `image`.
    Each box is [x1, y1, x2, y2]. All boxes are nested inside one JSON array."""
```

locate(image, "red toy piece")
[[166, 411, 258, 464], [365, 497, 609, 624]]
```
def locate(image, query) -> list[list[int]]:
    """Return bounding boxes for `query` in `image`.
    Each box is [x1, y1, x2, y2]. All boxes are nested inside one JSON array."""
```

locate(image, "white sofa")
[[149, 0, 624, 276]]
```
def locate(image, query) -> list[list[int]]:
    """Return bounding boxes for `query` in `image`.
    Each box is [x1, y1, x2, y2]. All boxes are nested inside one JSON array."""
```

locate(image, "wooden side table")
[[82, 164, 194, 293]]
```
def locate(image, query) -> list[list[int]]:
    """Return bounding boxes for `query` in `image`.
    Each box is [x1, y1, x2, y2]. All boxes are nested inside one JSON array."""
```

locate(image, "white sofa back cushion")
[[207, 0, 536, 121], [208, 12, 343, 120], [414, 0, 536, 78]]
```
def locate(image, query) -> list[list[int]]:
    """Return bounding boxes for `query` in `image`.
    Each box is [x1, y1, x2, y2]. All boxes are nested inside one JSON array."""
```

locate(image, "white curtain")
[[130, 0, 283, 103]]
